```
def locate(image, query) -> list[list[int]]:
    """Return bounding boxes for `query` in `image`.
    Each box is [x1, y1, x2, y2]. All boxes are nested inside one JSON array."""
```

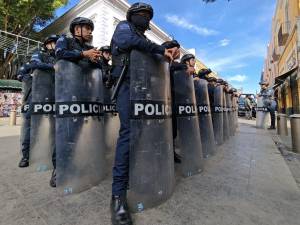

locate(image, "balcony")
[[277, 21, 290, 46]]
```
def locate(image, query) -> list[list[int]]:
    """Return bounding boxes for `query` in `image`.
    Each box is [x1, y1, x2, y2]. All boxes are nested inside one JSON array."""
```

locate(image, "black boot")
[[49, 169, 56, 188], [111, 195, 133, 225], [174, 151, 181, 164], [18, 157, 29, 168], [268, 126, 276, 130]]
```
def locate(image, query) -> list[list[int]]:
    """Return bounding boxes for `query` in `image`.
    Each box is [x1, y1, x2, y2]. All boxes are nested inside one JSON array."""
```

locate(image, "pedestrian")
[[244, 95, 252, 120], [259, 81, 275, 129]]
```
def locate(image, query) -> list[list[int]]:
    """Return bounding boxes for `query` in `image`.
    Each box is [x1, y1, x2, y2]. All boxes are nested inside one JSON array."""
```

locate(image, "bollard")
[[9, 110, 17, 126], [290, 114, 300, 153], [277, 114, 288, 136]]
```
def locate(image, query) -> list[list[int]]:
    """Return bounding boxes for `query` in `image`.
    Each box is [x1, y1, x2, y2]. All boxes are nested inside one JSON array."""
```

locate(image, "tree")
[[0, 0, 68, 36], [0, 0, 68, 79]]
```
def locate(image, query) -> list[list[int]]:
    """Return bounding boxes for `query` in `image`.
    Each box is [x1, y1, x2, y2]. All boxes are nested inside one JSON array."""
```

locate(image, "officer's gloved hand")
[[105, 76, 116, 89], [17, 75, 23, 82], [187, 65, 195, 76], [82, 48, 101, 63], [164, 48, 175, 61]]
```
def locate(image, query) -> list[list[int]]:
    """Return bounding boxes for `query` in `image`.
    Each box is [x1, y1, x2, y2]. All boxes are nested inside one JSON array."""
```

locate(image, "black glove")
[[105, 75, 116, 89]]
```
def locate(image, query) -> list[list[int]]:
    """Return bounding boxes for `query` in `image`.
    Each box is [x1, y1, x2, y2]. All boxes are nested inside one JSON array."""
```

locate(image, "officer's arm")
[[16, 67, 25, 81], [55, 37, 82, 61], [30, 52, 54, 70], [112, 22, 165, 55]]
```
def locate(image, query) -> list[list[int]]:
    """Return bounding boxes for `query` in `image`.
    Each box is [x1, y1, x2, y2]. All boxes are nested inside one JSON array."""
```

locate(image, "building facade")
[[263, 0, 300, 115], [41, 0, 192, 55]]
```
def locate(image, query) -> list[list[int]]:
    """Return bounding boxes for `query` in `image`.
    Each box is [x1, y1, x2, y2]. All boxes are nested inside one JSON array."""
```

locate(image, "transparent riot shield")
[[30, 69, 55, 172], [223, 91, 230, 141], [128, 51, 175, 212], [212, 85, 224, 145], [103, 87, 119, 156], [55, 60, 106, 194], [232, 95, 238, 133], [194, 79, 216, 158], [20, 77, 32, 159], [256, 96, 270, 129], [173, 70, 203, 176], [226, 93, 234, 136]]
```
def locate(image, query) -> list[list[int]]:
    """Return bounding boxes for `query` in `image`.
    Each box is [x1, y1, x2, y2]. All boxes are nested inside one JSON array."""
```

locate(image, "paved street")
[[0, 118, 300, 225]]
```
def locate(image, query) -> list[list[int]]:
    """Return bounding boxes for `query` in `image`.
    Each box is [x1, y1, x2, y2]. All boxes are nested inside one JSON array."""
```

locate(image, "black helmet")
[[228, 88, 236, 94], [70, 17, 94, 34], [181, 54, 195, 64], [198, 68, 212, 78], [43, 35, 60, 46], [207, 76, 217, 82], [161, 40, 180, 49], [126, 2, 154, 22], [100, 45, 111, 52], [216, 78, 224, 84]]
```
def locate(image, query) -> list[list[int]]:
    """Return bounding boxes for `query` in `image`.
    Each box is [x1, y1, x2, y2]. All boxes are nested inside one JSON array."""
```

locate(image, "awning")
[[0, 79, 22, 90], [274, 67, 298, 86]]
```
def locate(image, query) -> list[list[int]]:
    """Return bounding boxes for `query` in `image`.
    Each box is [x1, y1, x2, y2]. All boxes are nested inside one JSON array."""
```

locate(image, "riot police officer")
[[31, 35, 59, 70], [18, 35, 59, 168], [162, 40, 182, 163], [181, 54, 196, 76], [99, 46, 112, 75], [110, 2, 176, 225], [31, 35, 59, 186], [207, 76, 217, 107], [38, 35, 60, 187], [55, 17, 101, 64], [18, 63, 33, 168]]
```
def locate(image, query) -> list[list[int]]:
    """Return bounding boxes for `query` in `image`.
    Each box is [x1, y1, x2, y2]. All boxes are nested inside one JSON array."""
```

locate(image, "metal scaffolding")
[[0, 30, 42, 79]]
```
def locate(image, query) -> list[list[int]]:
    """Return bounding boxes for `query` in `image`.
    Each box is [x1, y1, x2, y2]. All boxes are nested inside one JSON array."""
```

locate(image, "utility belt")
[[112, 53, 130, 67]]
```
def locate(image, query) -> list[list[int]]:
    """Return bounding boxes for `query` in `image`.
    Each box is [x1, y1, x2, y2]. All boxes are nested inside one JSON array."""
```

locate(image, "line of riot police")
[[17, 2, 240, 225]]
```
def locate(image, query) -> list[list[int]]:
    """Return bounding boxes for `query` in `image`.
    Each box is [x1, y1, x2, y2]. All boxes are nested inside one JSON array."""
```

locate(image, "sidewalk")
[[0, 118, 300, 225]]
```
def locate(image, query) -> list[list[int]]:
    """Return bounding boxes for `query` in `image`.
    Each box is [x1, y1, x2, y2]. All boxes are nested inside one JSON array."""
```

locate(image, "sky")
[[55, 0, 276, 94]]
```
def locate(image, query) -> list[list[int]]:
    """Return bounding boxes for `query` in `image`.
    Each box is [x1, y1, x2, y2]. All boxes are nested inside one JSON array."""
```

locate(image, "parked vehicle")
[[238, 94, 257, 118]]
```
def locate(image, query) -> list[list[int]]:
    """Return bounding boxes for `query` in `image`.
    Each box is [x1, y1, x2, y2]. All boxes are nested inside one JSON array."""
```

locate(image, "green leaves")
[[0, 0, 69, 35]]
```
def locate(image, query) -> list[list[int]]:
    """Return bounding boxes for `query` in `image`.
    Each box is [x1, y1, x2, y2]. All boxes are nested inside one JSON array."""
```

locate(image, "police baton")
[[111, 65, 128, 101]]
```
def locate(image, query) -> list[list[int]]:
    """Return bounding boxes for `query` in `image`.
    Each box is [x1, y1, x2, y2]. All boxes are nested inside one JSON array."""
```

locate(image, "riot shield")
[[30, 69, 55, 172], [173, 70, 203, 176], [256, 96, 270, 129], [20, 77, 32, 159], [128, 51, 175, 212], [194, 79, 216, 158], [232, 95, 238, 133], [226, 93, 234, 136], [223, 91, 230, 141], [212, 85, 224, 145], [55, 60, 106, 194], [103, 87, 119, 156]]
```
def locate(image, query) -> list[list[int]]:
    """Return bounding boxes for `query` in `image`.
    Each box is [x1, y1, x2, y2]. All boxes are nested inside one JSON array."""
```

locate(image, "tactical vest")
[[39, 50, 56, 65], [111, 22, 146, 67]]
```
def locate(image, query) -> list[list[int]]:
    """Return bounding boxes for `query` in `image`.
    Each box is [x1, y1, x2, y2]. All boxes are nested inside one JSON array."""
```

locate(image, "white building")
[[41, 0, 191, 55]]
